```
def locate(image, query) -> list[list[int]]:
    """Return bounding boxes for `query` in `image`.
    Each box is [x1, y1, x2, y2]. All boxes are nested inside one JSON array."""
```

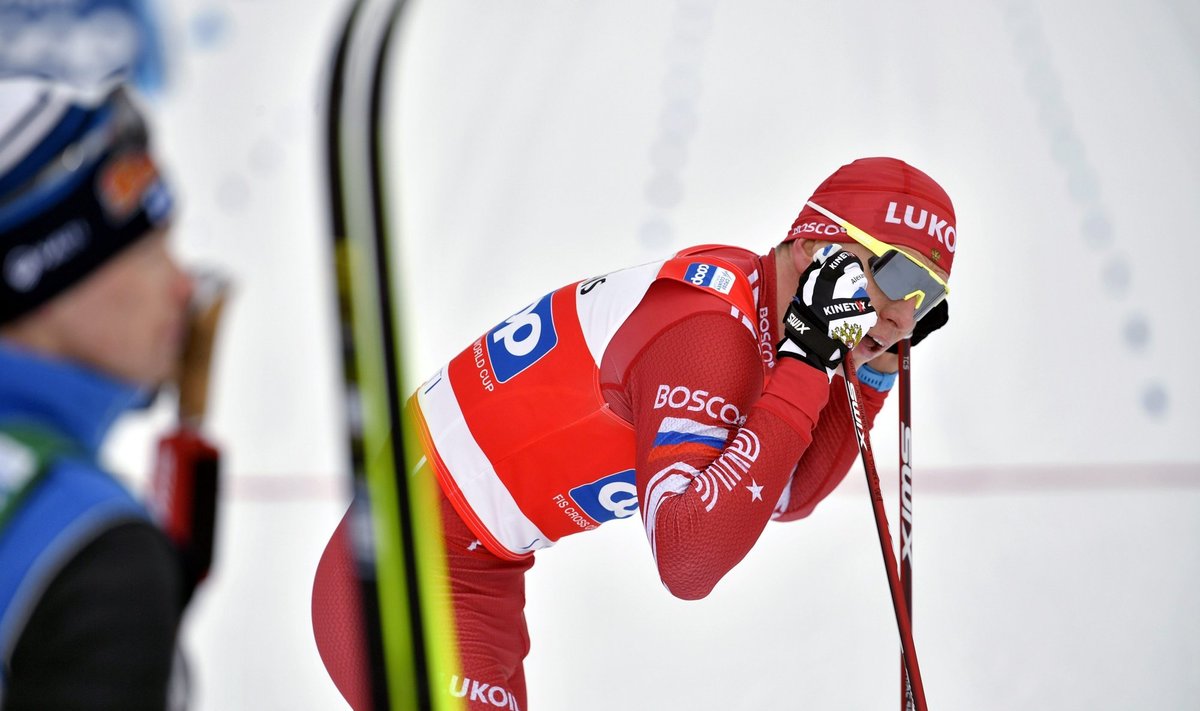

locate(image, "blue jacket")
[[0, 343, 153, 688]]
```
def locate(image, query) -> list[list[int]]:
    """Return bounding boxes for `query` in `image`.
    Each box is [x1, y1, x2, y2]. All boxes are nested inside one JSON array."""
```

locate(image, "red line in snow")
[[869, 462, 1200, 494]]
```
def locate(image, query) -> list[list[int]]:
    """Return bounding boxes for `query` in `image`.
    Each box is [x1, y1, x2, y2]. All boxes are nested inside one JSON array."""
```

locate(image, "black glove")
[[887, 299, 948, 353], [778, 245, 878, 378]]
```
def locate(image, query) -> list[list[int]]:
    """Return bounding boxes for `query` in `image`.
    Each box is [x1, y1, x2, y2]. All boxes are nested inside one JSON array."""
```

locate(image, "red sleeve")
[[625, 311, 830, 600], [770, 373, 890, 522]]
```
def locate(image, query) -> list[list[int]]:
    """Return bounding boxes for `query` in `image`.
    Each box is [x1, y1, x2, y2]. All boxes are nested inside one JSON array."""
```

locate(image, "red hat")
[[786, 157, 957, 274]]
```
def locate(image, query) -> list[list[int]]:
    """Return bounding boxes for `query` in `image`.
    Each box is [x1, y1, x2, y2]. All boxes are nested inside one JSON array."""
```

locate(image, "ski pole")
[[841, 351, 928, 711], [897, 338, 915, 711]]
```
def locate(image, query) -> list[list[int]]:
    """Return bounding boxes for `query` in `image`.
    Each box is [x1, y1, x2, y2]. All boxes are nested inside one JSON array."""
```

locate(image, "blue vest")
[[0, 345, 154, 694], [0, 424, 150, 692]]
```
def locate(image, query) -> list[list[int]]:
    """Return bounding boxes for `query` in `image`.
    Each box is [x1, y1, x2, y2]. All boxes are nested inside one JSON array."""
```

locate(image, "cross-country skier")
[[313, 156, 955, 710]]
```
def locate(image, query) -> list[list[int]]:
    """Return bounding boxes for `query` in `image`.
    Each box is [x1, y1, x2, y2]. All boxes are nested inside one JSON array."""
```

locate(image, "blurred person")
[[0, 76, 193, 710], [313, 157, 956, 709]]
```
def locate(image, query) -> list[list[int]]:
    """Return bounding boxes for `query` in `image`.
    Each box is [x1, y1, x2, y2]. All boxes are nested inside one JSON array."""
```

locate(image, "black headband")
[[0, 146, 172, 324]]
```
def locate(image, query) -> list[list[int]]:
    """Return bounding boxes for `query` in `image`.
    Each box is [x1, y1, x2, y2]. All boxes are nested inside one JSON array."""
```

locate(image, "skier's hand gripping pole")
[[150, 270, 230, 600]]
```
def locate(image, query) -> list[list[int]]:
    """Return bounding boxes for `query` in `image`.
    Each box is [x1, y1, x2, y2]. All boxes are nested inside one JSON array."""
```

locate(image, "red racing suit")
[[312, 244, 891, 709]]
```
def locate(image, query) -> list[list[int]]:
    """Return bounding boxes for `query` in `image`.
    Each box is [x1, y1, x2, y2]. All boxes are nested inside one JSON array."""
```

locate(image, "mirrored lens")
[[869, 250, 946, 320]]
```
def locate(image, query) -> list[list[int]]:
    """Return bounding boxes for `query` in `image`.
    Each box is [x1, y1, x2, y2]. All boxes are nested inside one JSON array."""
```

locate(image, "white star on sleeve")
[[746, 479, 764, 501]]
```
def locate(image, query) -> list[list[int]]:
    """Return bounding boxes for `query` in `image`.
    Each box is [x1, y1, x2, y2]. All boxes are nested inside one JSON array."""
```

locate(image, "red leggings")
[[311, 466, 534, 710]]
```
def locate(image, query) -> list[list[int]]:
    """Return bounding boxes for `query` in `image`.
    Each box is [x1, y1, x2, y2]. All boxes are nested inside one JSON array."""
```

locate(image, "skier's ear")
[[788, 238, 825, 273]]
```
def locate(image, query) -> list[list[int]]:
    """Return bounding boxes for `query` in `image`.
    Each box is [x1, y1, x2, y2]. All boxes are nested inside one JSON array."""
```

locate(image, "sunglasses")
[[805, 200, 950, 321]]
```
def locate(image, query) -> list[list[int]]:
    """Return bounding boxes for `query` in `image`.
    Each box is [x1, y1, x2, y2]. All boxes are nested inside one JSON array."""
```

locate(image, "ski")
[[323, 1, 459, 708]]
